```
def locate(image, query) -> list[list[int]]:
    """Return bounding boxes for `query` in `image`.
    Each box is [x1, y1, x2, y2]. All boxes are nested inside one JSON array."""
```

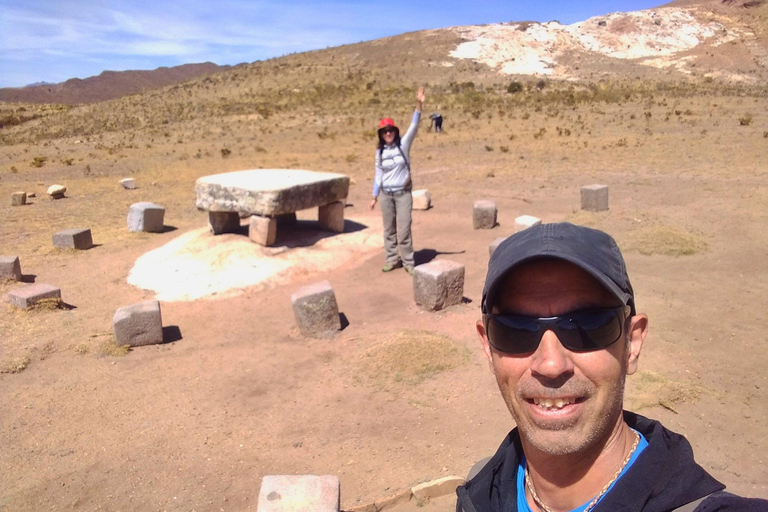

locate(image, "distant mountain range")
[[0, 62, 235, 104]]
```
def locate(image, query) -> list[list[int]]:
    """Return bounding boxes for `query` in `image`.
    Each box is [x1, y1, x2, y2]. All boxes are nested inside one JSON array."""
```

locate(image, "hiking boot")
[[382, 261, 403, 272], [404, 266, 414, 275]]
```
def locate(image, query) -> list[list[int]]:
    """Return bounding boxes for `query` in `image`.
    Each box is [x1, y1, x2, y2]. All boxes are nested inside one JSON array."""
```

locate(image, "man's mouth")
[[530, 397, 580, 410]]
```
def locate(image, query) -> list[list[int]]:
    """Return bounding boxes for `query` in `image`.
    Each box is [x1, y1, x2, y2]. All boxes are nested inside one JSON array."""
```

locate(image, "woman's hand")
[[369, 197, 377, 210], [416, 86, 425, 111]]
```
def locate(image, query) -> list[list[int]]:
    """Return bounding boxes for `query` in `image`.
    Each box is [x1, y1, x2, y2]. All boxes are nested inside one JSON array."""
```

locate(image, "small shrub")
[[9, 165, 18, 173], [507, 81, 523, 94], [255, 146, 267, 153], [2, 356, 30, 374], [616, 138, 628, 147], [221, 148, 232, 158], [30, 156, 47, 168], [61, 158, 74, 166], [345, 154, 357, 163], [521, 112, 530, 120], [533, 127, 547, 139], [763, 131, 768, 138], [500, 146, 509, 153], [484, 145, 494, 152], [739, 114, 753, 126]]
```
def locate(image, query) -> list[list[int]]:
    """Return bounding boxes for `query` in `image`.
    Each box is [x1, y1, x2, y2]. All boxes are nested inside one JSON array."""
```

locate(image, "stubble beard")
[[499, 373, 628, 456]]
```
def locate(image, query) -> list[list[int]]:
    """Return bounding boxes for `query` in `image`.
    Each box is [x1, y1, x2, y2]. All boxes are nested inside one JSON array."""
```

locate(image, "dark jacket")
[[456, 411, 768, 512]]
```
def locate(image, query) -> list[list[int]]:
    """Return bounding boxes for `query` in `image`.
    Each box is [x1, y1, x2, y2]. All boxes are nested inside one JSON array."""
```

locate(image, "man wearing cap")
[[456, 223, 767, 511]]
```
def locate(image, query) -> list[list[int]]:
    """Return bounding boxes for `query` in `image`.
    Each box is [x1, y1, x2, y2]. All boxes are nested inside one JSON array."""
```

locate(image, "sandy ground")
[[2, 88, 768, 511]]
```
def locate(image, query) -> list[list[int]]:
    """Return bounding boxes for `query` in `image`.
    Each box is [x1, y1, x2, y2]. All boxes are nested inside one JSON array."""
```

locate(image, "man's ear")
[[477, 319, 495, 372], [626, 313, 648, 375]]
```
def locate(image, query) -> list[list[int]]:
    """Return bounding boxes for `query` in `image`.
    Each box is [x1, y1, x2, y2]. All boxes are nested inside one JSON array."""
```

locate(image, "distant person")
[[368, 86, 425, 275], [457, 222, 768, 512], [429, 112, 443, 132]]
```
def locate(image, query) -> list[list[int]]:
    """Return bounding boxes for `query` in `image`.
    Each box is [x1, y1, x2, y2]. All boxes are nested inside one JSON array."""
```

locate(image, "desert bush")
[[500, 146, 509, 153], [30, 157, 47, 168], [61, 158, 74, 166], [221, 148, 232, 158], [484, 145, 494, 152], [9, 166, 18, 173], [739, 114, 753, 126], [507, 81, 523, 94], [533, 127, 547, 139]]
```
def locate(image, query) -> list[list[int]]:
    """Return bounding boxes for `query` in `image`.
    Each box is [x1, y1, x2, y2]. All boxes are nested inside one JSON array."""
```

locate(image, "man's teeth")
[[533, 398, 573, 409]]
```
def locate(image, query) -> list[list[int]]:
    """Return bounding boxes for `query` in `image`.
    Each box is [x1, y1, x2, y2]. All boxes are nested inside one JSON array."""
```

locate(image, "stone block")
[[249, 215, 277, 246], [0, 256, 22, 281], [318, 201, 345, 233], [47, 184, 66, 199], [120, 178, 137, 190], [195, 169, 349, 216], [412, 189, 431, 210], [52, 228, 93, 250], [8, 284, 61, 310], [514, 215, 542, 233], [11, 191, 26, 206], [113, 300, 163, 347], [473, 200, 497, 229], [127, 202, 165, 233], [291, 281, 341, 338], [208, 211, 240, 234], [489, 236, 507, 257], [257, 474, 340, 512], [581, 184, 609, 212], [411, 476, 466, 500], [413, 260, 465, 311]]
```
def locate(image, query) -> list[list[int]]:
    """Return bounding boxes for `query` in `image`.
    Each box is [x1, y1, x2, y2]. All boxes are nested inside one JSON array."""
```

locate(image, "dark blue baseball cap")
[[482, 222, 635, 315]]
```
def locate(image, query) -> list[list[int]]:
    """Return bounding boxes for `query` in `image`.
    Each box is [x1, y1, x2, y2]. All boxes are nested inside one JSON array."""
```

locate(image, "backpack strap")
[[455, 486, 478, 512], [672, 491, 722, 512]]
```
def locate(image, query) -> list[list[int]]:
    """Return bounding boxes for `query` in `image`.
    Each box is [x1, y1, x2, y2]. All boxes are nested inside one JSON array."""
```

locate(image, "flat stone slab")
[[514, 215, 542, 232], [113, 300, 163, 347], [195, 169, 349, 216], [0, 256, 22, 281], [412, 476, 466, 500], [8, 283, 61, 309], [120, 178, 137, 190], [53, 228, 94, 250], [257, 474, 340, 512]]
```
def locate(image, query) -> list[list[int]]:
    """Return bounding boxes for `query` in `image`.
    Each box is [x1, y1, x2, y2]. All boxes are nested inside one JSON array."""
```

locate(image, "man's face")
[[477, 259, 646, 458]]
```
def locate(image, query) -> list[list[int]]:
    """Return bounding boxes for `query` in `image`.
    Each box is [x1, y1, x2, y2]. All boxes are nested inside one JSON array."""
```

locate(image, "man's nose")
[[529, 330, 575, 378]]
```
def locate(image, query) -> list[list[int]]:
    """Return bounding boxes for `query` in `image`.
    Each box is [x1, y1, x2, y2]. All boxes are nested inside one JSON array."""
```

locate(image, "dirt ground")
[[1, 88, 768, 511]]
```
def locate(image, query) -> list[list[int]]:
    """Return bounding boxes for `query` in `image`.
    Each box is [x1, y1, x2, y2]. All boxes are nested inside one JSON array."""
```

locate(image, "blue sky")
[[0, 0, 663, 88]]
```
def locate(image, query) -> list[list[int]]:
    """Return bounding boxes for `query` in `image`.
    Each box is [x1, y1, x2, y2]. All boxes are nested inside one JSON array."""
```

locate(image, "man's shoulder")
[[695, 491, 768, 512]]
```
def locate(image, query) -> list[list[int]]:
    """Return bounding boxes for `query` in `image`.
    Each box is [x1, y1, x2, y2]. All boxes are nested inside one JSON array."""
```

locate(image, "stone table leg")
[[208, 211, 241, 234], [249, 215, 277, 246], [318, 201, 345, 233]]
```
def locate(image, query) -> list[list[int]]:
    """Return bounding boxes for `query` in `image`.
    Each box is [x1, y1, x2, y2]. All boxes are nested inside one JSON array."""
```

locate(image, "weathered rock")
[[11, 191, 26, 206], [47, 184, 66, 199], [8, 283, 61, 310], [208, 211, 240, 234], [52, 228, 94, 250], [412, 189, 431, 210], [195, 169, 349, 216], [514, 215, 542, 232], [413, 260, 465, 311], [411, 476, 466, 500], [291, 281, 341, 338], [318, 201, 345, 233], [374, 488, 413, 511], [127, 202, 165, 233], [113, 300, 163, 347], [120, 178, 137, 190], [0, 256, 22, 281], [257, 474, 340, 512], [473, 200, 497, 229], [489, 236, 507, 257], [249, 215, 277, 246], [581, 184, 609, 212]]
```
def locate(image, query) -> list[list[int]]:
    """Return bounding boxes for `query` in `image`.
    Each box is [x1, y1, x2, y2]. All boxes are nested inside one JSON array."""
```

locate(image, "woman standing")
[[369, 87, 425, 274]]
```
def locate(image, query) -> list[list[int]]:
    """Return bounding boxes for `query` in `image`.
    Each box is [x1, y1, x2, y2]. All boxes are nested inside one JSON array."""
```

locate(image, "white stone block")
[[514, 215, 541, 233], [412, 189, 431, 210], [581, 184, 609, 212], [257, 475, 340, 512], [413, 260, 465, 311]]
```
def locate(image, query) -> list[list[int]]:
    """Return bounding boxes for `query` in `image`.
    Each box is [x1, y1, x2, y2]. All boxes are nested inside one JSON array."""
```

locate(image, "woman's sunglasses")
[[482, 305, 630, 355], [381, 127, 396, 134]]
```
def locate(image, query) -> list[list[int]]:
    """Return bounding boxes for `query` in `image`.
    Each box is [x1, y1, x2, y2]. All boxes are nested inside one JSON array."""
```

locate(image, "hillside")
[[0, 62, 234, 105]]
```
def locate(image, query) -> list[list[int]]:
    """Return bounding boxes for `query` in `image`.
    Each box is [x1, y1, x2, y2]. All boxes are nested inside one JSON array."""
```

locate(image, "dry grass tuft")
[[623, 224, 707, 256], [98, 339, 131, 357], [31, 297, 64, 311], [355, 329, 470, 389], [1, 355, 31, 374], [625, 370, 711, 412]]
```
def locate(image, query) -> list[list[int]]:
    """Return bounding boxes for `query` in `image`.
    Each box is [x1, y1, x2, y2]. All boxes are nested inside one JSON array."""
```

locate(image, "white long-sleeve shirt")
[[373, 110, 421, 197]]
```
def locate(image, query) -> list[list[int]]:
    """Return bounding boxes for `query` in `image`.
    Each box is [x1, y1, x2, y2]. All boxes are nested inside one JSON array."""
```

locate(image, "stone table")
[[195, 169, 350, 246]]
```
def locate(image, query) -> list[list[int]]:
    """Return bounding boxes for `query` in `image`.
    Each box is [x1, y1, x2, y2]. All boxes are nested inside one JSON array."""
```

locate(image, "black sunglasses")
[[482, 305, 630, 355], [381, 127, 396, 134]]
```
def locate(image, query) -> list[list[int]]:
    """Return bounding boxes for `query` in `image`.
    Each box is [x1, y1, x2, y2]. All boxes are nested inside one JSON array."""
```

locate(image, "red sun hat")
[[378, 118, 399, 133]]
